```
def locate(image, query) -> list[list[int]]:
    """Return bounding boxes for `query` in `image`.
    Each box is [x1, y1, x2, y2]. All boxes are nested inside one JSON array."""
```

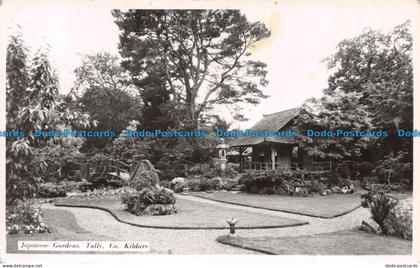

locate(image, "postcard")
[[1, 0, 419, 267]]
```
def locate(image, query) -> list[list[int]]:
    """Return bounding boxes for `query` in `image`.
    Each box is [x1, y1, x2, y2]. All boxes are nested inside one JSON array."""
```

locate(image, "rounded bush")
[[121, 187, 176, 216]]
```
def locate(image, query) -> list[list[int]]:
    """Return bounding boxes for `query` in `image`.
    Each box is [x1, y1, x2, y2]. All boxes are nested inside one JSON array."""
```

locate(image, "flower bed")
[[238, 170, 333, 195], [121, 187, 176, 216], [163, 176, 239, 193], [6, 201, 49, 235]]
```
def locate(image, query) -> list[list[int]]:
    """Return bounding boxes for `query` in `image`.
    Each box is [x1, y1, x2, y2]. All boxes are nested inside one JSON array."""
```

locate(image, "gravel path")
[[43, 194, 370, 254], [43, 203, 257, 254]]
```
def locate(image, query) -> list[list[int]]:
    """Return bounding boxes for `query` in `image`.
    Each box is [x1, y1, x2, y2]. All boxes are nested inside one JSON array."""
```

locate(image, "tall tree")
[[112, 10, 271, 128], [6, 35, 92, 205], [324, 21, 413, 133], [73, 52, 134, 96], [136, 72, 177, 131], [72, 52, 142, 148], [296, 21, 413, 165], [295, 92, 372, 161]]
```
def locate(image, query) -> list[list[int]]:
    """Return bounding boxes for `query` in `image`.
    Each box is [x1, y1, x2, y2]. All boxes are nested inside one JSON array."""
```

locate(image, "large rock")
[[383, 197, 412, 240], [129, 160, 160, 191], [331, 186, 341, 193], [361, 218, 383, 234], [131, 160, 160, 182], [171, 177, 186, 184]]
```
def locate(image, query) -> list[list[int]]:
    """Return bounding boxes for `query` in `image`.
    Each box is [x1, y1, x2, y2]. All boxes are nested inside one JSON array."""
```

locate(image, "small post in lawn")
[[227, 217, 239, 235]]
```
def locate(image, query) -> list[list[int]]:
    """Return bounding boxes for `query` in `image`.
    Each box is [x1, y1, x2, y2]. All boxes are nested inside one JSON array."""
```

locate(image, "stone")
[[171, 177, 186, 184], [131, 160, 160, 184], [340, 185, 354, 194], [331, 186, 341, 193], [231, 186, 242, 191], [129, 170, 159, 191], [383, 197, 412, 240], [361, 218, 383, 234]]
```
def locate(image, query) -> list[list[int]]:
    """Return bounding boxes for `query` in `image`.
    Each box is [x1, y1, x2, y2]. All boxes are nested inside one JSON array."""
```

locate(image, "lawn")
[[55, 196, 308, 229], [217, 229, 412, 255], [7, 209, 157, 254], [191, 191, 363, 218]]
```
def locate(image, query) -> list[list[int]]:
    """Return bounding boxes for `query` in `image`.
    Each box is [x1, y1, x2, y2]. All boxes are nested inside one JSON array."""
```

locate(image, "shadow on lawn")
[[217, 229, 412, 255]]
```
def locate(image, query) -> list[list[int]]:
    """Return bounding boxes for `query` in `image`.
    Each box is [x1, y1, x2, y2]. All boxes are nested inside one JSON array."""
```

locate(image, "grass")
[[55, 196, 308, 229], [6, 208, 146, 254], [191, 191, 363, 218], [217, 229, 412, 255]]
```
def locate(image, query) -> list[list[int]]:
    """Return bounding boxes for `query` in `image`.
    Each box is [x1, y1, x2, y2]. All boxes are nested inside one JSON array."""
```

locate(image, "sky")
[[4, 0, 419, 129]]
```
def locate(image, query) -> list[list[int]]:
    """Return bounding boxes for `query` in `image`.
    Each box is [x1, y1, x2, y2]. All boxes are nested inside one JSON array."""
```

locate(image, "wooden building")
[[229, 108, 331, 172]]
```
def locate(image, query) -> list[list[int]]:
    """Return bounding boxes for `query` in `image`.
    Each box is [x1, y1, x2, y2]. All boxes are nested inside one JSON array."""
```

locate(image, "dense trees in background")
[[6, 35, 92, 204], [5, 17, 414, 205], [324, 22, 413, 160], [112, 9, 271, 129], [324, 22, 412, 132], [296, 91, 372, 160], [138, 73, 176, 131], [72, 52, 142, 149], [296, 21, 413, 183]]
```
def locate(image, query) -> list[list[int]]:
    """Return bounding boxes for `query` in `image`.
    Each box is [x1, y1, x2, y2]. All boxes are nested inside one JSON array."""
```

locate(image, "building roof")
[[229, 107, 300, 147]]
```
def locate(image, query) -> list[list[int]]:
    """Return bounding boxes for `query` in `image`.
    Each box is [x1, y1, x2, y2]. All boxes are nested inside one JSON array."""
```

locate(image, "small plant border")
[[54, 201, 309, 230], [189, 193, 362, 219]]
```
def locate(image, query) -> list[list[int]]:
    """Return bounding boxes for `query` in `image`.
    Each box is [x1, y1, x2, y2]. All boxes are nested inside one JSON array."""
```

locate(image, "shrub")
[[182, 175, 238, 192], [220, 165, 239, 178], [374, 151, 413, 187], [185, 178, 202, 192], [309, 181, 327, 193], [64, 181, 84, 192], [159, 168, 179, 181], [154, 152, 189, 180], [239, 170, 290, 194], [159, 180, 172, 189], [121, 187, 176, 216], [6, 201, 48, 235], [207, 177, 222, 190], [198, 179, 211, 191], [172, 182, 185, 193], [220, 178, 239, 191], [37, 183, 67, 198], [361, 191, 399, 230], [187, 164, 207, 176], [185, 163, 238, 179], [337, 179, 352, 188], [238, 170, 331, 195]]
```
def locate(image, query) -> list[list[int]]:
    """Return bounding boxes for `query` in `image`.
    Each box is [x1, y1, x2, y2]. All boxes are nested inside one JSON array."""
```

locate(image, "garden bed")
[[191, 191, 363, 218], [55, 196, 308, 229], [217, 229, 412, 255]]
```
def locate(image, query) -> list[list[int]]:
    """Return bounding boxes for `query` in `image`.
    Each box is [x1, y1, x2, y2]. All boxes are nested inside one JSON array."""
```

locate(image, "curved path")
[[43, 194, 370, 254], [178, 194, 370, 237]]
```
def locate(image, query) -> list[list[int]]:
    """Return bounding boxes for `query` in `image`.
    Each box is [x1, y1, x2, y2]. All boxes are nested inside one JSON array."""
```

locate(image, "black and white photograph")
[[1, 0, 419, 266]]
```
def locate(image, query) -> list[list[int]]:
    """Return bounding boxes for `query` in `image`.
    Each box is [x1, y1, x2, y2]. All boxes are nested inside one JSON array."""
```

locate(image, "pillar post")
[[271, 145, 276, 170]]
